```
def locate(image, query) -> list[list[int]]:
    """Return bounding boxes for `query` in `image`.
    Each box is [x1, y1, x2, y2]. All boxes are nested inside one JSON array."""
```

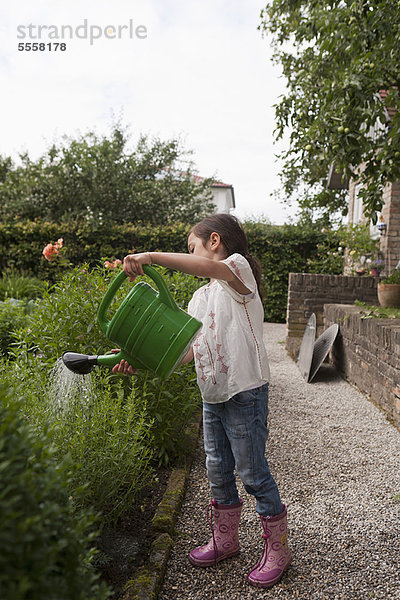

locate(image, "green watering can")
[[62, 265, 202, 378]]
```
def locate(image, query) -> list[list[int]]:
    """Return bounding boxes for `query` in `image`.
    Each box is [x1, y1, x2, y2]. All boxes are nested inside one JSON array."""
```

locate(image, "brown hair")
[[189, 213, 263, 299]]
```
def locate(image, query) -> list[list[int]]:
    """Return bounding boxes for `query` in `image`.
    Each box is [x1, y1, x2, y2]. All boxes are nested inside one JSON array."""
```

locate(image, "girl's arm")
[[123, 252, 250, 295], [111, 346, 193, 375]]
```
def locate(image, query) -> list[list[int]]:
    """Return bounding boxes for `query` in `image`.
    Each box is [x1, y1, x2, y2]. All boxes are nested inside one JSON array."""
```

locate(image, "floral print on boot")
[[247, 504, 292, 588], [189, 499, 243, 567]]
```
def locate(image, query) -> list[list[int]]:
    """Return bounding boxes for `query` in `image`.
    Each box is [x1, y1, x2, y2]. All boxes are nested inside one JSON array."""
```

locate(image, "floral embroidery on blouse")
[[208, 313, 229, 377], [193, 338, 207, 382], [208, 311, 216, 331], [228, 259, 246, 287]]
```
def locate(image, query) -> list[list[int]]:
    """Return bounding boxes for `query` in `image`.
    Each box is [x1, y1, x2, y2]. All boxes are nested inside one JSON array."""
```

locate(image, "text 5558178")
[[18, 43, 67, 51]]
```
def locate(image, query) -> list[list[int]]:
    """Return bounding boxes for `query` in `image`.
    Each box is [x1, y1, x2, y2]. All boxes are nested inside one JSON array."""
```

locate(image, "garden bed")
[[0, 265, 203, 599], [97, 469, 170, 598]]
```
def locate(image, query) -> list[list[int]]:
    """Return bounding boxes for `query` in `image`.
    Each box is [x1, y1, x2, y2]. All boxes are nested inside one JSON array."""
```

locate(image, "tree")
[[0, 124, 215, 225], [260, 0, 400, 223]]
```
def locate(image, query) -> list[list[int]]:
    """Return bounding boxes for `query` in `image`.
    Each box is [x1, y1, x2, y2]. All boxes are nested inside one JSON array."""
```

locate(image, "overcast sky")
[[1, 0, 298, 224]]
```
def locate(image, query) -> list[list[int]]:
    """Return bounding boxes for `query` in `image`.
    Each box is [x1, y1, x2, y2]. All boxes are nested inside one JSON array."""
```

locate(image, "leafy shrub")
[[49, 370, 155, 520], [0, 383, 110, 600], [338, 224, 380, 265], [0, 356, 155, 523], [0, 126, 215, 225], [134, 365, 200, 466], [355, 300, 400, 320], [5, 265, 203, 518], [0, 299, 36, 356], [0, 270, 46, 300], [13, 266, 115, 362], [382, 267, 400, 284]]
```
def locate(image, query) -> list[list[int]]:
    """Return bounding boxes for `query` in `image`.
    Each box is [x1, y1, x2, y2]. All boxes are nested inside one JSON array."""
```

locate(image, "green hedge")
[[0, 219, 190, 281], [244, 222, 342, 321], [0, 383, 110, 600], [0, 219, 342, 322]]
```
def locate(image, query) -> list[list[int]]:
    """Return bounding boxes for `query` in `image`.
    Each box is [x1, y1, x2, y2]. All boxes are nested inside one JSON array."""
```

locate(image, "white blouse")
[[187, 253, 270, 404]]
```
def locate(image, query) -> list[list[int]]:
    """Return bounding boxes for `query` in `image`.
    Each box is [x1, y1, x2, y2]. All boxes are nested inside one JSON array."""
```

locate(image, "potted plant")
[[377, 267, 400, 307], [367, 257, 385, 277]]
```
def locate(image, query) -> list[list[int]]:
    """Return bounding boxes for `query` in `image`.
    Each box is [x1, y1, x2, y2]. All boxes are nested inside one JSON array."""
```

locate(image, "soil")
[[96, 468, 170, 599]]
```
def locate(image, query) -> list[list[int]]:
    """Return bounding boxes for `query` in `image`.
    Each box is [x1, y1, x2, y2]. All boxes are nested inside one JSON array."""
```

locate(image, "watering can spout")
[[62, 350, 141, 375], [62, 352, 98, 375]]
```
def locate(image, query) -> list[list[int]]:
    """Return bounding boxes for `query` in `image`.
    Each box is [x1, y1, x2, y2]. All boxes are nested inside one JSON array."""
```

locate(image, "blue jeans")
[[202, 383, 282, 517]]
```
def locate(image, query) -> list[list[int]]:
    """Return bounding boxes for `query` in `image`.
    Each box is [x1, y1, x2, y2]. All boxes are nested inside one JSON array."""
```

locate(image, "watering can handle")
[[97, 265, 178, 334]]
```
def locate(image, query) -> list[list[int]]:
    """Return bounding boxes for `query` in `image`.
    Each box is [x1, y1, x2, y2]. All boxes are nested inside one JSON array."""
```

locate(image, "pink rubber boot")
[[189, 499, 243, 567], [247, 504, 292, 588]]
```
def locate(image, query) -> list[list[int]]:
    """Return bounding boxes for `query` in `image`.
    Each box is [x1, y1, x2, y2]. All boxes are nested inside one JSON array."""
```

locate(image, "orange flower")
[[104, 259, 122, 269], [42, 243, 59, 261]]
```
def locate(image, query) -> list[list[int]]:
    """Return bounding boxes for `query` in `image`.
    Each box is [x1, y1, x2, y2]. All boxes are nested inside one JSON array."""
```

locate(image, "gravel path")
[[159, 323, 400, 600]]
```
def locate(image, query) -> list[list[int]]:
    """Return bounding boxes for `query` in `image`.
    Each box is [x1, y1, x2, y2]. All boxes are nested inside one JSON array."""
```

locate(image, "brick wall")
[[286, 273, 379, 358], [381, 181, 400, 274], [325, 304, 400, 429]]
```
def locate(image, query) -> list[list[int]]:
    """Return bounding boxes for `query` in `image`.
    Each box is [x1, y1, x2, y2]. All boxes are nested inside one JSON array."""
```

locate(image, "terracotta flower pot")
[[377, 283, 400, 308]]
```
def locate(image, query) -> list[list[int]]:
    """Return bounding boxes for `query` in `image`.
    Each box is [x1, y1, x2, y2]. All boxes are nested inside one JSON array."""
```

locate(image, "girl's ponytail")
[[189, 214, 263, 300], [242, 251, 263, 300]]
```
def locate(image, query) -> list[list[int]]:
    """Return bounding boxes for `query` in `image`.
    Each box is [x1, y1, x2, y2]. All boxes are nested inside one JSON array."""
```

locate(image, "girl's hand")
[[123, 252, 152, 282], [110, 349, 138, 376]]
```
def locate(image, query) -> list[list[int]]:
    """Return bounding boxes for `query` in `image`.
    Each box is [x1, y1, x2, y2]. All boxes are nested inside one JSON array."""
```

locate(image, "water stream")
[[49, 357, 95, 415]]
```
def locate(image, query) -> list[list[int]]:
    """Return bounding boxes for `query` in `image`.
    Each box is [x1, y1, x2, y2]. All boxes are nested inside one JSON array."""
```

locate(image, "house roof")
[[161, 170, 235, 207], [211, 181, 234, 188], [191, 174, 233, 189]]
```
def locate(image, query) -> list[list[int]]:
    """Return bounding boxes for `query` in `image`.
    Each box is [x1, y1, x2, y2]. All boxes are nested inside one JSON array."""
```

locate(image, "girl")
[[113, 214, 291, 588]]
